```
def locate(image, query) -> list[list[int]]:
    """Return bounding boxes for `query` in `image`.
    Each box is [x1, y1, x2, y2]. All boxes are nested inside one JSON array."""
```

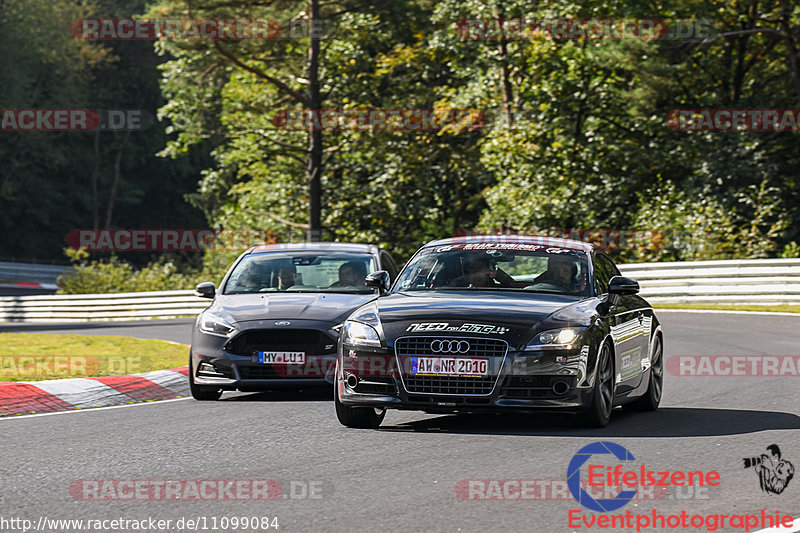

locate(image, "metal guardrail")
[[0, 290, 209, 322], [618, 258, 800, 305], [0, 258, 798, 322], [0, 260, 71, 285]]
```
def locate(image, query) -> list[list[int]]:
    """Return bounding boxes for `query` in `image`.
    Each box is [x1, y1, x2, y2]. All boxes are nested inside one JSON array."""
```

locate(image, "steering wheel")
[[529, 280, 571, 292]]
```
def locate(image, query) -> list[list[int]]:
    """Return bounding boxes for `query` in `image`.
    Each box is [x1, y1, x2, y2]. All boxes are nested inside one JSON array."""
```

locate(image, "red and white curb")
[[0, 366, 189, 416]]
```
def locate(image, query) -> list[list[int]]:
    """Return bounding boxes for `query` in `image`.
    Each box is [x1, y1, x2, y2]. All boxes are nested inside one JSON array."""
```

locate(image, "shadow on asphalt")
[[220, 388, 333, 402], [378, 407, 800, 437]]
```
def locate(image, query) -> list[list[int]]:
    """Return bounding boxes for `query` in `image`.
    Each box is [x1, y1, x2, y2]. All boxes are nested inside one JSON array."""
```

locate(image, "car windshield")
[[224, 251, 377, 294], [393, 243, 591, 296]]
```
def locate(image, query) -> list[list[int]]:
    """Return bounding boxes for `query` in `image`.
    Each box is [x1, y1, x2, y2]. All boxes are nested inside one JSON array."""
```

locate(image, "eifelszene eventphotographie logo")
[[743, 444, 794, 495]]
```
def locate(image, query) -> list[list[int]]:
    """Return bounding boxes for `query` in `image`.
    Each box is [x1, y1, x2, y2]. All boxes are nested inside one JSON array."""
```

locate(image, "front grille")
[[403, 375, 496, 395], [500, 376, 577, 399], [395, 336, 507, 396], [237, 357, 334, 380], [395, 337, 507, 358], [226, 329, 336, 357], [238, 365, 283, 379]]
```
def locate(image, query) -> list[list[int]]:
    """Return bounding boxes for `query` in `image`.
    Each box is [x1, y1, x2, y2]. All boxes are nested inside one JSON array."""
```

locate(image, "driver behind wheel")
[[533, 254, 577, 290], [277, 264, 297, 290], [447, 253, 512, 288], [331, 261, 367, 287]]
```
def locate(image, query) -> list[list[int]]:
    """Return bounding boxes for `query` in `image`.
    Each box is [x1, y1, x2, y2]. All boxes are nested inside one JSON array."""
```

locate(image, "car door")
[[593, 253, 648, 392]]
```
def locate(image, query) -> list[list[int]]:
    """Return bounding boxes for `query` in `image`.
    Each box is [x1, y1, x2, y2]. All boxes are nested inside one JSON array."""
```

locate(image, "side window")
[[380, 252, 399, 282], [606, 255, 621, 277], [593, 254, 616, 295]]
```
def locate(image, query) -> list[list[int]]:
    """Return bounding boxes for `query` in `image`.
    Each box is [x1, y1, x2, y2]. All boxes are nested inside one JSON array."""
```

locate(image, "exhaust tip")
[[552, 380, 569, 396], [346, 374, 359, 388]]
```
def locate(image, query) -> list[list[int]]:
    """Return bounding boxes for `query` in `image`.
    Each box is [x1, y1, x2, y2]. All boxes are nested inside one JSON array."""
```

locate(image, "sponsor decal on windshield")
[[433, 241, 578, 253], [405, 322, 510, 335]]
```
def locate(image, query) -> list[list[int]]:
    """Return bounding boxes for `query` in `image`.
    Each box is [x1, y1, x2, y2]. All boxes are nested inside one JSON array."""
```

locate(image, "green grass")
[[0, 333, 188, 382], [655, 304, 800, 314]]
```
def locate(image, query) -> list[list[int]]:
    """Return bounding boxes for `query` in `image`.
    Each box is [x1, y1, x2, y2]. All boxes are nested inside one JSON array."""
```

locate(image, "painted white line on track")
[[656, 309, 800, 317], [0, 397, 192, 421], [753, 517, 800, 533]]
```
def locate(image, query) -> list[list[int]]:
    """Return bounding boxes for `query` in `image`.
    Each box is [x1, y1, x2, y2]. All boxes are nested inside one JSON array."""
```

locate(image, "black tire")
[[189, 356, 223, 401], [335, 386, 385, 429], [623, 334, 663, 412], [578, 341, 615, 427]]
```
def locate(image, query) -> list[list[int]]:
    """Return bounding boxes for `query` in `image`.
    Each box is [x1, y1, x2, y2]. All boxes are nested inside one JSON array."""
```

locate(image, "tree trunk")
[[779, 0, 800, 107], [91, 130, 100, 229], [104, 129, 131, 228], [307, 0, 322, 241], [494, 5, 514, 126]]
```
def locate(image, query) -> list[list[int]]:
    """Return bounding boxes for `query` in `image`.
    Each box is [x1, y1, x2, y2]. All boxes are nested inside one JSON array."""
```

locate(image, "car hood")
[[211, 292, 378, 325], [373, 291, 597, 347]]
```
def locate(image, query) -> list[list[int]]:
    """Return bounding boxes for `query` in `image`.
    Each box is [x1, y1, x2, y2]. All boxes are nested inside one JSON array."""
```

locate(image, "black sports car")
[[189, 242, 398, 400], [335, 235, 663, 428]]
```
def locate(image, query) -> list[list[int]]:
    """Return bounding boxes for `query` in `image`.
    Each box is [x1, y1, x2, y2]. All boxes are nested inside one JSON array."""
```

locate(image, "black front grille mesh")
[[403, 375, 496, 395], [395, 336, 507, 395], [226, 329, 336, 357], [395, 337, 507, 358], [354, 377, 396, 395], [500, 376, 577, 399]]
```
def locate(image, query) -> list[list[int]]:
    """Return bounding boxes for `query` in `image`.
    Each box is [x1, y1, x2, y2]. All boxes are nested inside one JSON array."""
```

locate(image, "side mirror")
[[194, 282, 216, 299], [365, 270, 391, 295], [608, 276, 639, 296]]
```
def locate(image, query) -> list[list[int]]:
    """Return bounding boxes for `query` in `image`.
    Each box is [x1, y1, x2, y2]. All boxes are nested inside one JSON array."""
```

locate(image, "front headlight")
[[342, 320, 382, 347], [525, 327, 586, 350], [199, 312, 236, 337]]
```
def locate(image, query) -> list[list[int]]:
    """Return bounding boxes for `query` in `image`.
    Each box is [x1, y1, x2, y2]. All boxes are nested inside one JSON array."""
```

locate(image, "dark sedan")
[[189, 242, 398, 400], [335, 235, 663, 428]]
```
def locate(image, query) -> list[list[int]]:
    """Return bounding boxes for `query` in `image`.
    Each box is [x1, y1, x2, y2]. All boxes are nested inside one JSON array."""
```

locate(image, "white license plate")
[[410, 357, 488, 376], [256, 351, 306, 364]]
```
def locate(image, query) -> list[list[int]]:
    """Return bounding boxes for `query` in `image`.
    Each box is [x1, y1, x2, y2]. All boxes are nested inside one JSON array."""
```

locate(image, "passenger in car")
[[331, 261, 367, 287], [533, 255, 577, 290]]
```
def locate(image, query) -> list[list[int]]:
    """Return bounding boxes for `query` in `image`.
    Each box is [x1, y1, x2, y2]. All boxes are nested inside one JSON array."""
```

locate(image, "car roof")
[[423, 234, 595, 252], [248, 242, 380, 254]]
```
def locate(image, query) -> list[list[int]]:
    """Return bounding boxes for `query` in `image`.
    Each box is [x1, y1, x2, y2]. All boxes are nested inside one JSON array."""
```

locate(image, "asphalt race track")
[[1, 311, 799, 532]]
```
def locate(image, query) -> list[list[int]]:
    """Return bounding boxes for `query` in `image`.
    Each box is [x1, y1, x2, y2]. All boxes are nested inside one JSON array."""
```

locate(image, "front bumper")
[[192, 355, 337, 389], [191, 323, 338, 390], [337, 341, 597, 414]]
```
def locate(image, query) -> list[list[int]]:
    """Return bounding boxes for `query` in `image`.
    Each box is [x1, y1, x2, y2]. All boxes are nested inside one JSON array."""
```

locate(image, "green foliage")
[[57, 251, 202, 294], [0, 0, 208, 262], [780, 242, 800, 259], [6, 0, 800, 270]]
